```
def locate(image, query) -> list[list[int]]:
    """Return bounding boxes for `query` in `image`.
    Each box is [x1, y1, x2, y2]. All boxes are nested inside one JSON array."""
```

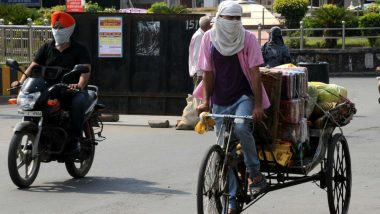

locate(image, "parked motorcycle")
[[6, 59, 105, 188]]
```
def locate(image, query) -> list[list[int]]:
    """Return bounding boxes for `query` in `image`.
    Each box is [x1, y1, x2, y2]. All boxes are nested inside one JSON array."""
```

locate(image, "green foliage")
[[359, 12, 380, 47], [344, 15, 360, 37], [38, 7, 53, 21], [85, 1, 103, 13], [171, 5, 190, 14], [364, 3, 380, 14], [36, 5, 66, 26], [147, 2, 190, 14], [0, 4, 41, 25], [147, 2, 171, 14], [273, 0, 308, 29], [302, 16, 323, 36], [284, 31, 301, 49], [310, 4, 354, 28], [303, 7, 359, 37], [303, 4, 358, 48], [51, 5, 66, 12]]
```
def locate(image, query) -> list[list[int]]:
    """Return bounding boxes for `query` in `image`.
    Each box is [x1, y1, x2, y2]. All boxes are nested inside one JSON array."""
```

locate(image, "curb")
[[0, 96, 12, 105], [329, 72, 379, 77]]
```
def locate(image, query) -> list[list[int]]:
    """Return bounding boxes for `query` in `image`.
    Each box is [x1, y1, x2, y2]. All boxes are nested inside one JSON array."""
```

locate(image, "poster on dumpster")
[[66, 0, 84, 12], [98, 17, 123, 58], [135, 21, 160, 56], [0, 0, 40, 7]]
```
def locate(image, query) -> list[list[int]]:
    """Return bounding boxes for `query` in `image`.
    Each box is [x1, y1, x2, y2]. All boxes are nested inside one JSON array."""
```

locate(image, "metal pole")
[[262, 8, 265, 26], [258, 23, 262, 46], [342, 21, 346, 50], [300, 21, 304, 50], [44, 19, 49, 42], [27, 18, 33, 62], [0, 19, 4, 61]]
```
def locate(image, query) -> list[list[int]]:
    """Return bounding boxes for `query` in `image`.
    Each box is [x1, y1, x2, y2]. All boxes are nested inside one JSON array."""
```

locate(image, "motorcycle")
[[6, 59, 106, 188]]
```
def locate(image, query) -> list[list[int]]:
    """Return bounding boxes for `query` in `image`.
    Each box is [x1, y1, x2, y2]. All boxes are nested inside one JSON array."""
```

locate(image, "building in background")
[[0, 0, 369, 10]]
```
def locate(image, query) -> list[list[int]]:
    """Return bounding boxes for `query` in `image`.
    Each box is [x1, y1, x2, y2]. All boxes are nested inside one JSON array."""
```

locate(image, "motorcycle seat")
[[86, 85, 98, 103], [87, 85, 98, 92], [85, 85, 98, 113]]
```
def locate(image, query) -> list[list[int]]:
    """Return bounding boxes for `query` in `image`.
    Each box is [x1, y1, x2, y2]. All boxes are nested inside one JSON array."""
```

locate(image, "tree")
[[305, 4, 357, 48], [273, 0, 308, 29], [0, 4, 40, 25], [359, 13, 380, 47], [147, 2, 190, 14]]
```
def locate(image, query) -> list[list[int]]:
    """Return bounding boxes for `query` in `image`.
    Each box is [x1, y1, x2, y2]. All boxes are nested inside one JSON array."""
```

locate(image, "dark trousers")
[[69, 91, 89, 139]]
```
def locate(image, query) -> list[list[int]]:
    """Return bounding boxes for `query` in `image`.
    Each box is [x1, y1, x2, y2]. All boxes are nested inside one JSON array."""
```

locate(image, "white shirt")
[[188, 28, 205, 77]]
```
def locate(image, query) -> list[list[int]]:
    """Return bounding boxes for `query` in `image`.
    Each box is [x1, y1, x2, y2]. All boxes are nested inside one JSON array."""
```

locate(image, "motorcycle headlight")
[[17, 91, 41, 110]]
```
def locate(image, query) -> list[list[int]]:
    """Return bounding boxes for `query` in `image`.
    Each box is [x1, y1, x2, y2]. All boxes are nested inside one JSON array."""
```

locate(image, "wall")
[[2, 12, 379, 115], [70, 13, 204, 115], [290, 48, 380, 74]]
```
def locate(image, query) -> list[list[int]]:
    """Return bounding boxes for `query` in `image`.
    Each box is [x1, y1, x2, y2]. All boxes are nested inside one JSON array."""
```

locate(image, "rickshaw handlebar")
[[200, 112, 253, 121]]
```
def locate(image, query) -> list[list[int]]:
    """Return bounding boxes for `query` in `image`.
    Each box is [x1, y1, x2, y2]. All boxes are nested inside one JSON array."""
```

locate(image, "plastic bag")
[[176, 95, 201, 130], [194, 112, 215, 134], [306, 85, 318, 118], [309, 82, 347, 103]]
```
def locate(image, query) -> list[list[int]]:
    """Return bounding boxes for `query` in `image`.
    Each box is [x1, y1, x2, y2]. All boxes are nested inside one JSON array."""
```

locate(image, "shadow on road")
[[21, 176, 189, 196], [0, 114, 22, 119]]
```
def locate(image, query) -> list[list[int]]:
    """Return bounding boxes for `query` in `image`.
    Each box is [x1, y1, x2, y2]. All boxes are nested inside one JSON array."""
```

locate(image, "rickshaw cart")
[[253, 99, 355, 214], [196, 69, 356, 214]]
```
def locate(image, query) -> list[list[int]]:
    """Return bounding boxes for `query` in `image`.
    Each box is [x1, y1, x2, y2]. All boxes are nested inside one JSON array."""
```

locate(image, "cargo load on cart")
[[255, 64, 356, 168]]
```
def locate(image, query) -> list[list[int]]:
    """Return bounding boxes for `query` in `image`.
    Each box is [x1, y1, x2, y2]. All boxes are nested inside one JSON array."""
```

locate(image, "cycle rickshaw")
[[196, 73, 356, 214]]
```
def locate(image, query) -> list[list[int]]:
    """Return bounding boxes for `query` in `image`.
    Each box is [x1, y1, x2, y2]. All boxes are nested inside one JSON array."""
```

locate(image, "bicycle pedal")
[[247, 187, 266, 199]]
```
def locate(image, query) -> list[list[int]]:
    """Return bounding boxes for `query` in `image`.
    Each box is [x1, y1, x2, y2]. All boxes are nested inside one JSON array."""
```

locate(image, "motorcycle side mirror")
[[72, 64, 90, 74], [61, 65, 90, 83], [6, 59, 29, 79], [6, 59, 21, 71]]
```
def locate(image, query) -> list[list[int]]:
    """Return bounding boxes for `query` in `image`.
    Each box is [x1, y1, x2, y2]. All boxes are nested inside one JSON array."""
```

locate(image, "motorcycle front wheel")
[[8, 131, 41, 188], [65, 122, 95, 178]]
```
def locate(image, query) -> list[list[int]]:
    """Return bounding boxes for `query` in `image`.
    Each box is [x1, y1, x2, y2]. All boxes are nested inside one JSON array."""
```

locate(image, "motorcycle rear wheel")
[[65, 123, 95, 178], [8, 131, 41, 188]]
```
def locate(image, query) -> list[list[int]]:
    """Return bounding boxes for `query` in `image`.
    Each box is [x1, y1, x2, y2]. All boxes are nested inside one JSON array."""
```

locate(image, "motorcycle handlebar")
[[48, 83, 80, 94]]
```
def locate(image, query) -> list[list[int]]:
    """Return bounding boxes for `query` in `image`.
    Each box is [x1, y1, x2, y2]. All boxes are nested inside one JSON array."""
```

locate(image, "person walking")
[[188, 15, 212, 89], [196, 1, 269, 213]]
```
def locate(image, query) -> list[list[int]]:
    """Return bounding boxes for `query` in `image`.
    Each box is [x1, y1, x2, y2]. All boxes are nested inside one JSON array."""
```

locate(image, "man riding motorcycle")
[[11, 11, 91, 154]]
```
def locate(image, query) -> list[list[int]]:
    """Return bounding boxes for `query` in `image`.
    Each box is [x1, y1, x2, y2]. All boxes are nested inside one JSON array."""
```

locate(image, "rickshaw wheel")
[[197, 144, 227, 214], [326, 133, 351, 214]]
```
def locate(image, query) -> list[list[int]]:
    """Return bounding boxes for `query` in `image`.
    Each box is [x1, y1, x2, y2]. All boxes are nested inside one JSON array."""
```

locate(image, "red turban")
[[51, 11, 76, 28]]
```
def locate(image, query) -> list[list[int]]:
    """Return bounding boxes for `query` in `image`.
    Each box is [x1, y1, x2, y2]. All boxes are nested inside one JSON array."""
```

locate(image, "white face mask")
[[216, 18, 242, 38], [210, 17, 245, 56], [52, 24, 75, 46]]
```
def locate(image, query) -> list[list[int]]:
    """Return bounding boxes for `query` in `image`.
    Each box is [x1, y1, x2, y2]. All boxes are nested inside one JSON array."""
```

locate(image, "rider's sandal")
[[248, 174, 267, 195], [228, 208, 237, 214]]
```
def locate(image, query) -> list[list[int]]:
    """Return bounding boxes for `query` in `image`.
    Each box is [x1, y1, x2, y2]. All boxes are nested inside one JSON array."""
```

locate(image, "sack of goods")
[[176, 94, 201, 130], [308, 81, 356, 128]]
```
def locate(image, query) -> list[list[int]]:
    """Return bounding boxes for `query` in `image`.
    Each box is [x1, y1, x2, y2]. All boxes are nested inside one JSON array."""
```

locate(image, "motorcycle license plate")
[[18, 110, 42, 117]]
